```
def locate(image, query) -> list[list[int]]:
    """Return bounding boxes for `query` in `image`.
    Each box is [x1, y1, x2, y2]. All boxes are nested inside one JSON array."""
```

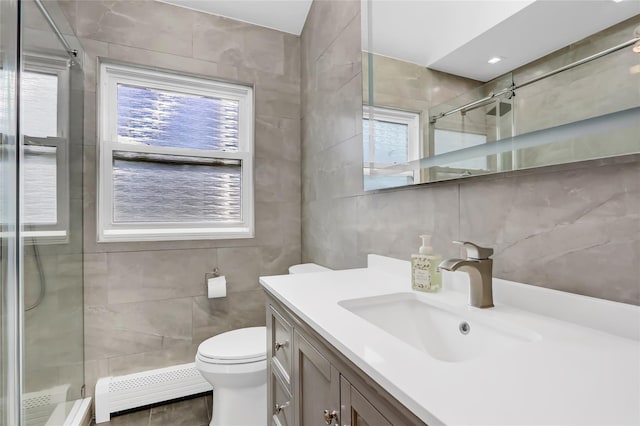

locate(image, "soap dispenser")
[[411, 234, 442, 292]]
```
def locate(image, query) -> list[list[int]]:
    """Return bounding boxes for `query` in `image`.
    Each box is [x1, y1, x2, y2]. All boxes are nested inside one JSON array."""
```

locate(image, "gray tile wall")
[[362, 52, 483, 158], [514, 16, 640, 168], [59, 0, 302, 395], [300, 0, 640, 305]]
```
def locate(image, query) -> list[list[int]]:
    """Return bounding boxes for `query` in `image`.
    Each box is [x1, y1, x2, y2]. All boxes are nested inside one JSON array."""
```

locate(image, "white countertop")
[[259, 255, 640, 426]]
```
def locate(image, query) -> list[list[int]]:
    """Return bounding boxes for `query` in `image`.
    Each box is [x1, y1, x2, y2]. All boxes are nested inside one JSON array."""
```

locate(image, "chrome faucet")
[[439, 241, 495, 309]]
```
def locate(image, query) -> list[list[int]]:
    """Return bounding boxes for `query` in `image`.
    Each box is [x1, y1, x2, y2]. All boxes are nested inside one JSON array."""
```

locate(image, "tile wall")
[[54, 0, 639, 400], [59, 0, 302, 395], [300, 0, 640, 305]]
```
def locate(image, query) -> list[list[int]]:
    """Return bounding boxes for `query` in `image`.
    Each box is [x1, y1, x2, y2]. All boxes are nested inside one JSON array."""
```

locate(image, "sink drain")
[[459, 321, 471, 335]]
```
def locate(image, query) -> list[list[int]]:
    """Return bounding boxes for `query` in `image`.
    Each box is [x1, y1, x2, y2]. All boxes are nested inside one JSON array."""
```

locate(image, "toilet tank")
[[288, 263, 331, 274]]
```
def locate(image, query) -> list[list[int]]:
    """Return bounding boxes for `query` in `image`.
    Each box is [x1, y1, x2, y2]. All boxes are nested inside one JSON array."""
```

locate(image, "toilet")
[[196, 263, 330, 426]]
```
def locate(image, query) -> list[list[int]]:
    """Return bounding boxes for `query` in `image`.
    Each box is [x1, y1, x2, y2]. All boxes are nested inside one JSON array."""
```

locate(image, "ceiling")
[[159, 0, 639, 82], [382, 0, 640, 82], [158, 0, 313, 35]]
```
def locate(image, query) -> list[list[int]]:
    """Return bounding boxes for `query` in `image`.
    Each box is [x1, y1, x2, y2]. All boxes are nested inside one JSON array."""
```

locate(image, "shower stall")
[[1, 0, 87, 424]]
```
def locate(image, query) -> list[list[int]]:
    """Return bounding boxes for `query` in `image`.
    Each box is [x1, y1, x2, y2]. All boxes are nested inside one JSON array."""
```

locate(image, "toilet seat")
[[197, 326, 266, 365]]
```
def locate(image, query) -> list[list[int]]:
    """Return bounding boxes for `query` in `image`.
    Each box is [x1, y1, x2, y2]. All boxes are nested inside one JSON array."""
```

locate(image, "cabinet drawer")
[[271, 371, 293, 426], [269, 305, 293, 383]]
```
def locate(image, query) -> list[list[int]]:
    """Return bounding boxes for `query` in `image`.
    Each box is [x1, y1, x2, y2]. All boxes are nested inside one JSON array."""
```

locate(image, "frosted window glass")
[[22, 72, 58, 137], [362, 119, 409, 163], [112, 152, 241, 223], [23, 145, 57, 224], [117, 85, 240, 151]]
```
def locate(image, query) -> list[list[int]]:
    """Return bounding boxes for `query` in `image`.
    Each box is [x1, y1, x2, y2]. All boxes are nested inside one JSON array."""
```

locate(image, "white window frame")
[[362, 105, 420, 184], [21, 54, 70, 244], [98, 62, 254, 242]]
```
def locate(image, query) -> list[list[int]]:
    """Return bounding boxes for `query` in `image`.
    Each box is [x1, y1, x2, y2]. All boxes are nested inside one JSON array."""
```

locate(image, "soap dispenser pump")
[[411, 234, 442, 292]]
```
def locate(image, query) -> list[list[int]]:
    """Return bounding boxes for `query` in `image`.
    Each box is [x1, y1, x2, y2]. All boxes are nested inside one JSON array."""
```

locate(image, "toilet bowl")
[[196, 327, 267, 426], [196, 263, 330, 425]]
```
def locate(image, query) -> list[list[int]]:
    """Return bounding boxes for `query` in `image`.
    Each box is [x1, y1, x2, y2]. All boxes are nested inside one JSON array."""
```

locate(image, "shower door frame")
[[1, 0, 24, 424]]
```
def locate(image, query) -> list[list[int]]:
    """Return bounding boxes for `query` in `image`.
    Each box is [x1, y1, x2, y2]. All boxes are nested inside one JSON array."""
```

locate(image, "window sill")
[[0, 230, 69, 245], [98, 226, 254, 243]]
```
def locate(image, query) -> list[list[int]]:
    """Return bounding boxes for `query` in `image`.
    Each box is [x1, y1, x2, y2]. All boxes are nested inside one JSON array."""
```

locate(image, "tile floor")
[[91, 394, 211, 426]]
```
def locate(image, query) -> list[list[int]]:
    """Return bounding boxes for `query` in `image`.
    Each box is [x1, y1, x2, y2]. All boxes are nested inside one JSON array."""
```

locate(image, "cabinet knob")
[[274, 340, 288, 351], [323, 409, 339, 425], [274, 401, 290, 415]]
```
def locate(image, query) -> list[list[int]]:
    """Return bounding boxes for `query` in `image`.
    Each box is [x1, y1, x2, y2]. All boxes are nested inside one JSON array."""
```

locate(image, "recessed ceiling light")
[[487, 57, 503, 65], [612, 0, 624, 3]]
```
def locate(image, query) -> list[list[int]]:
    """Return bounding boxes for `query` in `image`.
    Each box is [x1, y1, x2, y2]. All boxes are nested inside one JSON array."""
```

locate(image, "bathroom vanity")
[[260, 255, 640, 425], [266, 293, 423, 426]]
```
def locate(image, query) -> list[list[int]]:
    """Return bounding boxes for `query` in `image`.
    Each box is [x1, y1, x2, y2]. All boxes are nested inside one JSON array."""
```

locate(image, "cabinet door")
[[340, 376, 392, 426], [293, 330, 340, 426], [268, 305, 293, 385], [271, 370, 293, 426]]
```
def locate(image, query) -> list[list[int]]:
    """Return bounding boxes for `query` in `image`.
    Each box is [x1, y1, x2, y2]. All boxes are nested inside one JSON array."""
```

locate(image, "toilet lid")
[[198, 326, 266, 363]]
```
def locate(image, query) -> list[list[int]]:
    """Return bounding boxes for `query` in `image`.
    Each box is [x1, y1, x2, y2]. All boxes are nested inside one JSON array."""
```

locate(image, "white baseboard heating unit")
[[94, 362, 212, 424]]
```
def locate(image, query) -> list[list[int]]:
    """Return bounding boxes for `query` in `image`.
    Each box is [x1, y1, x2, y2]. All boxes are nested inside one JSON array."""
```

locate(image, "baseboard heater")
[[94, 362, 212, 423]]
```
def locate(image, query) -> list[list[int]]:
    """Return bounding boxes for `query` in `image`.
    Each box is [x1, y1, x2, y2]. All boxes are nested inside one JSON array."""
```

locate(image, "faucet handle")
[[453, 241, 494, 260]]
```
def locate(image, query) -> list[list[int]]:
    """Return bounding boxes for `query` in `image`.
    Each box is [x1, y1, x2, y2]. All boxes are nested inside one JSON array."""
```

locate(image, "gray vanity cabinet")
[[293, 330, 340, 425], [266, 293, 426, 426], [340, 376, 392, 426]]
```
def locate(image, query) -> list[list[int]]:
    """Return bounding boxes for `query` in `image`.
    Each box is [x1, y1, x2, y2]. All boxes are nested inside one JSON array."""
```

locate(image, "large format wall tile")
[[255, 115, 301, 162], [259, 243, 302, 277], [304, 73, 361, 154], [192, 291, 266, 344], [61, 0, 302, 396], [106, 43, 239, 83], [300, 0, 639, 306], [217, 247, 261, 293], [355, 184, 460, 262], [303, 196, 362, 269], [85, 298, 193, 360], [255, 157, 302, 204], [313, 13, 361, 93], [74, 0, 195, 57], [308, 134, 363, 200], [105, 249, 217, 304], [107, 343, 200, 377], [459, 162, 640, 304], [302, 0, 359, 64]]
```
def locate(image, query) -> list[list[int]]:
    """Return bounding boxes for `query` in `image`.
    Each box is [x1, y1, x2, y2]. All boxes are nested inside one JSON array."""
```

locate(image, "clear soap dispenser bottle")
[[411, 234, 442, 292]]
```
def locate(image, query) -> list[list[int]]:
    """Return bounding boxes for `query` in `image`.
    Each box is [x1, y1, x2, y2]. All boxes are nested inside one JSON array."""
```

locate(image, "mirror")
[[362, 0, 640, 190]]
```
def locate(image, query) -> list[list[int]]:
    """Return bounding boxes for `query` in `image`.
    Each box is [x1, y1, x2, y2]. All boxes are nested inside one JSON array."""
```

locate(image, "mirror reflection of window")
[[362, 106, 419, 191]]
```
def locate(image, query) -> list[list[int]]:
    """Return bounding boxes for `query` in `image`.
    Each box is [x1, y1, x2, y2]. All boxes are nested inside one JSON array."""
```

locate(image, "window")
[[362, 106, 419, 191], [21, 55, 70, 243], [98, 62, 254, 242]]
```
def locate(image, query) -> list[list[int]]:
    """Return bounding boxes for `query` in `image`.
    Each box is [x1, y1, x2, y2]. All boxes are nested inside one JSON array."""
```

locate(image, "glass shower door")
[[20, 1, 85, 424], [1, 0, 21, 425]]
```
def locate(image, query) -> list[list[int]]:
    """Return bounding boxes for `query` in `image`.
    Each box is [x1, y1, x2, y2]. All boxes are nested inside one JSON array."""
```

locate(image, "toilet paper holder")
[[205, 267, 220, 281], [205, 267, 227, 299]]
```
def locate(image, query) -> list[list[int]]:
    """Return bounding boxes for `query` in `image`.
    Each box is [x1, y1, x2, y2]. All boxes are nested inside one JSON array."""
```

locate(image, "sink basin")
[[339, 292, 540, 362]]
